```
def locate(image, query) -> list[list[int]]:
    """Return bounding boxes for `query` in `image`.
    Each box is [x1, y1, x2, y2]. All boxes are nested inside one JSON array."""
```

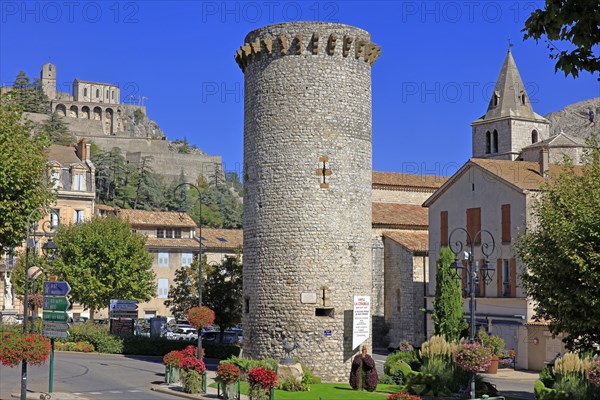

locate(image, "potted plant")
[[163, 350, 184, 383], [0, 332, 50, 368], [180, 355, 206, 394], [217, 363, 242, 399], [478, 330, 505, 374], [187, 306, 215, 330], [247, 367, 277, 400], [454, 343, 492, 373], [349, 346, 379, 392]]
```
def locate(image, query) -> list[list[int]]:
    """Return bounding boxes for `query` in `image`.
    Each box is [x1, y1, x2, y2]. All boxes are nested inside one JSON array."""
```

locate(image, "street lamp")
[[174, 182, 204, 360], [448, 227, 496, 400], [21, 207, 58, 400]]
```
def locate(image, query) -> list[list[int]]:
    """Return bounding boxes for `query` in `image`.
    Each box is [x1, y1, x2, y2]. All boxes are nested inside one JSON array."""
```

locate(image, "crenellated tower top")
[[234, 22, 381, 72]]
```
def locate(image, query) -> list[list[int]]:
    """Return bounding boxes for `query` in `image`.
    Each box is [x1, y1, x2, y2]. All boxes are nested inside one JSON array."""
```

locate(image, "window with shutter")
[[466, 208, 481, 244], [501, 204, 511, 243], [157, 278, 169, 298], [440, 211, 448, 246], [158, 252, 169, 267], [497, 259, 503, 297], [181, 252, 193, 267]]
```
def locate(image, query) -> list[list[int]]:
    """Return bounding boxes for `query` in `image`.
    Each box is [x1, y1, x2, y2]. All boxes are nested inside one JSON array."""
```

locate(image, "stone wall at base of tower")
[[239, 22, 379, 382]]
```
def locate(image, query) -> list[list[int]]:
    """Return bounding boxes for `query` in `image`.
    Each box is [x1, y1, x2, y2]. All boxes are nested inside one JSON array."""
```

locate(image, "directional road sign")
[[110, 302, 138, 311], [43, 311, 69, 323], [42, 330, 69, 338], [43, 296, 70, 311], [43, 321, 69, 332], [44, 281, 71, 296], [109, 311, 138, 319]]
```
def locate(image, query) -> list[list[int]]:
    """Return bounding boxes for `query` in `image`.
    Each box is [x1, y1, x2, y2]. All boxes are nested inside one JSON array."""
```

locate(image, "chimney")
[[539, 148, 549, 177], [77, 138, 91, 161]]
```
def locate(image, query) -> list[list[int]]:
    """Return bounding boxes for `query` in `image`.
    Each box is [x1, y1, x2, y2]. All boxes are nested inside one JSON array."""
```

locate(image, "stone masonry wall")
[[240, 22, 380, 382]]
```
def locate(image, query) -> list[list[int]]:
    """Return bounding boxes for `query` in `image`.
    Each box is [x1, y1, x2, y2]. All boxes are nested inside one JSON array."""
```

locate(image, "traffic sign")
[[110, 299, 137, 304], [43, 330, 69, 338], [110, 303, 138, 311], [43, 321, 69, 331], [43, 296, 70, 311], [43, 311, 69, 323], [44, 281, 71, 296], [109, 311, 138, 319]]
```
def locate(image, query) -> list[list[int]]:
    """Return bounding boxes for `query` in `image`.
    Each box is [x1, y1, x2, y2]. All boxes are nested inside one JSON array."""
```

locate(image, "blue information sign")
[[43, 281, 71, 296]]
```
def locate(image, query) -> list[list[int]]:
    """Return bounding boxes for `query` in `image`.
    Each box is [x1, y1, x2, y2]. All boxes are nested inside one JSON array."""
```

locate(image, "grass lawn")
[[210, 382, 529, 400], [210, 381, 400, 398]]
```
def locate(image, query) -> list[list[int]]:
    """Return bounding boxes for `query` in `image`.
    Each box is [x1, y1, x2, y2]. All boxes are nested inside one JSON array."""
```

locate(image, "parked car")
[[202, 329, 242, 345], [167, 327, 198, 340]]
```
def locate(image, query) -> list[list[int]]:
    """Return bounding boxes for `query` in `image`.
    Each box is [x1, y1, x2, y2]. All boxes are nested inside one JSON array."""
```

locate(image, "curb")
[[10, 392, 91, 400]]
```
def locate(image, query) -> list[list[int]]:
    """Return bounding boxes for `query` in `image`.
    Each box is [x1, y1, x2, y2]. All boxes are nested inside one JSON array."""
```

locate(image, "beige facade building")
[[423, 49, 585, 370], [1, 140, 95, 317]]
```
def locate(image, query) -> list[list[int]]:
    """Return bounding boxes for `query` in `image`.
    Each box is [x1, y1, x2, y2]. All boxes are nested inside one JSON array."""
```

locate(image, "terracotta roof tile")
[[373, 171, 447, 190], [46, 145, 81, 165], [469, 158, 546, 191], [372, 203, 428, 228], [383, 231, 429, 252], [145, 238, 199, 249], [118, 209, 196, 228], [198, 228, 243, 251]]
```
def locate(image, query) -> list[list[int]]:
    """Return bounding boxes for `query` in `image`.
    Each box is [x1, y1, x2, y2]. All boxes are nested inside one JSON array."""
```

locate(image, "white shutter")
[[157, 278, 169, 298]]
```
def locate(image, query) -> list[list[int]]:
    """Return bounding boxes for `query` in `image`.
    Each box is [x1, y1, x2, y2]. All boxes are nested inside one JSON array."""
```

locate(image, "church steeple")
[[484, 49, 536, 120], [471, 49, 549, 161]]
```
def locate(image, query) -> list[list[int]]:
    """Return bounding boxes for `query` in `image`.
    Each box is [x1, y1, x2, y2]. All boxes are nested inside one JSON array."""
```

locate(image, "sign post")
[[352, 295, 371, 350], [109, 300, 138, 336], [43, 281, 71, 393]]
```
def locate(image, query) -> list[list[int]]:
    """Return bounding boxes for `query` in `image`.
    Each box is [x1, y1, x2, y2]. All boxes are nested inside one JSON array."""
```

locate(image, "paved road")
[[0, 352, 175, 400]]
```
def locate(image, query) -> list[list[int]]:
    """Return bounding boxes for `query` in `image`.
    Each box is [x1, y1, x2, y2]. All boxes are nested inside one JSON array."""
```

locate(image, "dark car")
[[202, 329, 242, 345]]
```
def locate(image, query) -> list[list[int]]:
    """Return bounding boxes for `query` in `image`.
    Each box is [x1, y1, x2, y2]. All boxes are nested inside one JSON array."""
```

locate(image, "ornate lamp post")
[[448, 227, 496, 400], [21, 207, 58, 400], [174, 182, 204, 360]]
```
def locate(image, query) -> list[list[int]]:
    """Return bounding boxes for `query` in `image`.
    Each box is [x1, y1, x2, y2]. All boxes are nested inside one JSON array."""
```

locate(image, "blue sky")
[[1, 1, 598, 177]]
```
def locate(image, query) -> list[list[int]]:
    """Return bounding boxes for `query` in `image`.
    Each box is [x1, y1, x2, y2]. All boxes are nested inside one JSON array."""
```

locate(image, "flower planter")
[[165, 365, 181, 383], [486, 356, 499, 374], [221, 381, 239, 400]]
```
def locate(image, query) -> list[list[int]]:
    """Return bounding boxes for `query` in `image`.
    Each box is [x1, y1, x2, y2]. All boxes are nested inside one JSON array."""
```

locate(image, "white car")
[[167, 327, 198, 340]]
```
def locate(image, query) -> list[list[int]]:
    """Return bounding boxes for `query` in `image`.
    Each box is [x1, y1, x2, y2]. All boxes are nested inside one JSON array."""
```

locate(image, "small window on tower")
[[96, 89, 100, 98], [532, 130, 538, 144], [521, 94, 526, 105], [84, 88, 88, 97], [493, 92, 499, 107]]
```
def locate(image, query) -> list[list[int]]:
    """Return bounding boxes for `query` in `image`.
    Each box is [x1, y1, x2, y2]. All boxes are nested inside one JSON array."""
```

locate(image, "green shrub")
[[181, 370, 203, 394], [66, 324, 123, 353], [278, 376, 309, 392], [540, 365, 557, 388], [384, 350, 421, 384], [553, 375, 590, 400], [420, 356, 453, 395], [301, 364, 321, 384], [534, 379, 572, 400], [378, 374, 395, 385]]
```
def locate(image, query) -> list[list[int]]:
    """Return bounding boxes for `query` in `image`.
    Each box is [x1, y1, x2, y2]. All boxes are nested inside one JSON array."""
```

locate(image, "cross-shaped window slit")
[[316, 156, 331, 188]]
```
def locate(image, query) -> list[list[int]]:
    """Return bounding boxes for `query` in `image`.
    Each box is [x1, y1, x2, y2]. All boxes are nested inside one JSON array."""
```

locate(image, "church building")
[[424, 48, 588, 370]]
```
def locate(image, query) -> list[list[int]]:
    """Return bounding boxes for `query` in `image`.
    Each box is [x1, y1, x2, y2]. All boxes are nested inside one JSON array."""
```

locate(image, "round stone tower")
[[235, 22, 380, 382]]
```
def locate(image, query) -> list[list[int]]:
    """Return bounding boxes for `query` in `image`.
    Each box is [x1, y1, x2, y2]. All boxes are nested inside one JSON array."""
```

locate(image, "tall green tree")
[[52, 217, 155, 319], [40, 112, 75, 145], [12, 71, 51, 114], [523, 0, 600, 79], [0, 93, 55, 254], [432, 247, 467, 341], [203, 256, 243, 341], [165, 256, 243, 338], [517, 136, 600, 351]]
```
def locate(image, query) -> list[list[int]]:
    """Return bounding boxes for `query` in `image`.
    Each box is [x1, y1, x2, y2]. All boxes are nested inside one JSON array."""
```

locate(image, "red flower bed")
[[217, 363, 241, 384], [0, 332, 50, 367], [247, 367, 278, 390], [387, 393, 422, 400], [187, 306, 215, 330], [180, 356, 206, 374], [163, 350, 185, 367]]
